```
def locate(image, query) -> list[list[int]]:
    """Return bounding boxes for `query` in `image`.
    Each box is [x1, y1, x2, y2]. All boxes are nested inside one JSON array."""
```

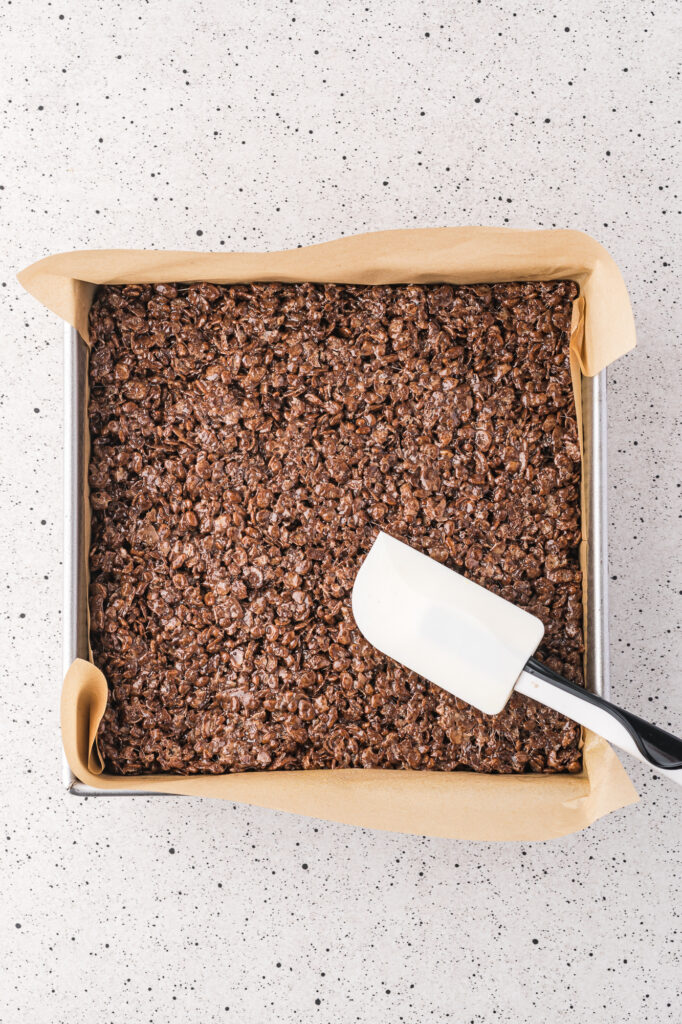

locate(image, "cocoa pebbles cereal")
[[88, 281, 583, 775]]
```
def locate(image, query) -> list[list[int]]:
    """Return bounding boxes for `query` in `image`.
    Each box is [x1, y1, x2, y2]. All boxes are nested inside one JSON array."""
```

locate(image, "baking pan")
[[62, 322, 611, 796]]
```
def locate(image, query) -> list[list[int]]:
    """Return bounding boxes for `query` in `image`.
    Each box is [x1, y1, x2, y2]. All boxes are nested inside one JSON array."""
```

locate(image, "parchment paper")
[[19, 227, 639, 839]]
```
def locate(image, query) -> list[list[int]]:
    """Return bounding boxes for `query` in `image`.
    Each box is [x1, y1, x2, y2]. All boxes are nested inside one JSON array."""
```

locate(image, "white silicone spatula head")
[[351, 531, 545, 715]]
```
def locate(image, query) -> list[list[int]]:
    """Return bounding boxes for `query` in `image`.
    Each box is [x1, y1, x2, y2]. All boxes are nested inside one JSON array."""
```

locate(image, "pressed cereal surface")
[[89, 280, 583, 775]]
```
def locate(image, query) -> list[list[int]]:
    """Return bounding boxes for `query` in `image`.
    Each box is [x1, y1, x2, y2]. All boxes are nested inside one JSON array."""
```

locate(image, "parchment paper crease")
[[20, 227, 639, 839]]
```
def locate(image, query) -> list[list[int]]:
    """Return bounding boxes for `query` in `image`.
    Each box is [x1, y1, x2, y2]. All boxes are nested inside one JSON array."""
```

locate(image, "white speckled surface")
[[1, 2, 680, 1021]]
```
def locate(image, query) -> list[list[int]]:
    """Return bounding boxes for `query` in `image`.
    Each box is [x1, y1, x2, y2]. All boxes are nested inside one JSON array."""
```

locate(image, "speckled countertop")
[[1, 2, 680, 1021]]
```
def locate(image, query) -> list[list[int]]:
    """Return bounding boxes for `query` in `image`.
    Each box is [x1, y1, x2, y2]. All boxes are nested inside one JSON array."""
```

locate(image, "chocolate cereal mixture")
[[88, 280, 584, 775]]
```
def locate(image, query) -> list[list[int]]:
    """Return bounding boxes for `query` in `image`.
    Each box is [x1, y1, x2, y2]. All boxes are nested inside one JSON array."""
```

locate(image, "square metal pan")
[[63, 323, 610, 795]]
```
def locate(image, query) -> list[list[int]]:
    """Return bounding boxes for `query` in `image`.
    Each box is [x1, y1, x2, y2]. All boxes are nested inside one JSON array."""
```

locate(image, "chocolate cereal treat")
[[88, 280, 584, 775]]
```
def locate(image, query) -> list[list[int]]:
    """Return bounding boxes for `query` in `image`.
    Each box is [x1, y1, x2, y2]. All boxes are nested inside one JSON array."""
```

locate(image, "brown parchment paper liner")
[[20, 227, 639, 839]]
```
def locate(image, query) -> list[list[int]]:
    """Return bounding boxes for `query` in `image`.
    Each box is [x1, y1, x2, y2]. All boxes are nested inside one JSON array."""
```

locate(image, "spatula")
[[352, 532, 682, 785]]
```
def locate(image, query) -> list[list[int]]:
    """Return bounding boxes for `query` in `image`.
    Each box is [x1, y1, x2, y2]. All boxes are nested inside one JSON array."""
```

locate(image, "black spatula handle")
[[521, 658, 682, 775]]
